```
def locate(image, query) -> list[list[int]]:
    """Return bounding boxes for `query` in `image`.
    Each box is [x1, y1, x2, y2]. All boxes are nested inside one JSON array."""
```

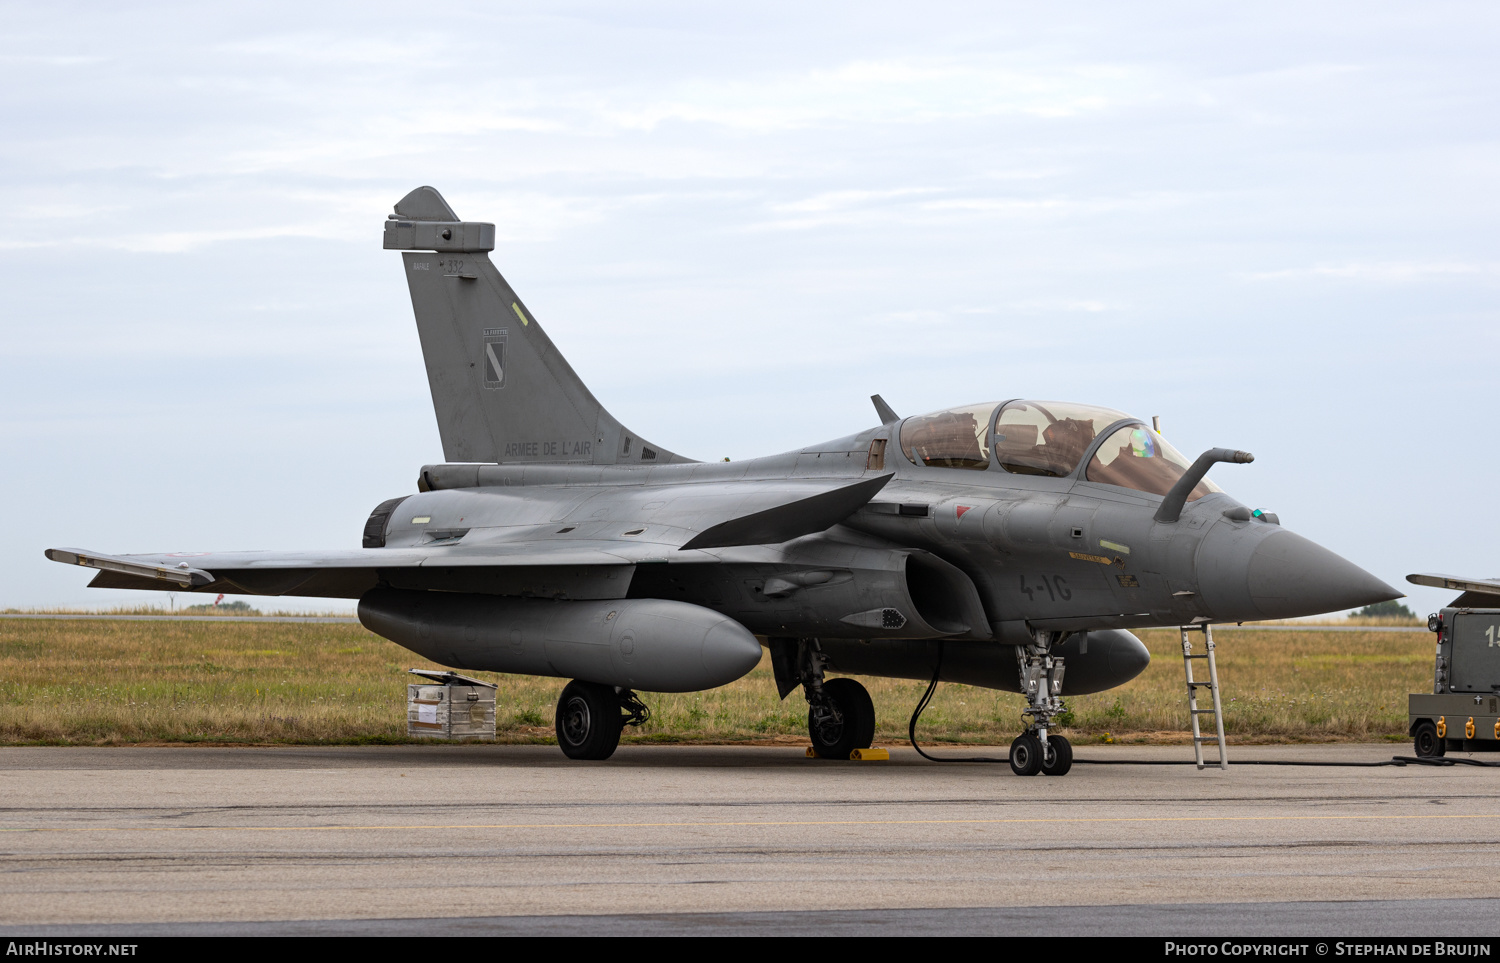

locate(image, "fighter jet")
[[46, 187, 1400, 775]]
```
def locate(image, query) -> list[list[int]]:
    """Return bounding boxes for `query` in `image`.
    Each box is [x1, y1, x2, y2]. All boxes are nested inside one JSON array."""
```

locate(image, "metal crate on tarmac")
[[407, 669, 497, 740]]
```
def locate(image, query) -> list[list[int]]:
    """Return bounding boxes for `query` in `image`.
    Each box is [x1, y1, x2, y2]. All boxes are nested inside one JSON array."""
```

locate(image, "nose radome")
[[1247, 530, 1400, 620]]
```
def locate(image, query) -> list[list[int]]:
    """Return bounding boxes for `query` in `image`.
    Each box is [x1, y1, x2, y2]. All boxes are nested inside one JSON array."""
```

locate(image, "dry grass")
[[0, 619, 1434, 746], [1062, 627, 1432, 745], [1252, 616, 1425, 628], [1, 606, 354, 617]]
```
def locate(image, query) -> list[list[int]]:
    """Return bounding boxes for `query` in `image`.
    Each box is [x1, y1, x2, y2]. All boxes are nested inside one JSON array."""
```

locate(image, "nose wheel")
[[1011, 630, 1074, 776], [1041, 734, 1073, 775], [1008, 733, 1073, 776], [1009, 734, 1042, 775]]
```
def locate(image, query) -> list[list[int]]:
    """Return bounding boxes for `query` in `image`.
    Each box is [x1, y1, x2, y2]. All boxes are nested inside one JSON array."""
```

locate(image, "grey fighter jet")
[[46, 187, 1400, 775]]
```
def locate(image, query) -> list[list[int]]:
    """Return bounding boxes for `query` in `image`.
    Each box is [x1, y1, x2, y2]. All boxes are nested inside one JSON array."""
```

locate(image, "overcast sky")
[[2, 2, 1496, 615]]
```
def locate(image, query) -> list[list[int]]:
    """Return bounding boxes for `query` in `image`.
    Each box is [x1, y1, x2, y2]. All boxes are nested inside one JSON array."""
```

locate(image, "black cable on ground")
[[1078, 756, 1500, 767], [907, 641, 1007, 763], [1072, 758, 1406, 767], [1391, 755, 1500, 767]]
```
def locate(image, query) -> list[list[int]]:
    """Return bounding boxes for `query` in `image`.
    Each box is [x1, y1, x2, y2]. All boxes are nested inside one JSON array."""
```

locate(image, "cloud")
[[0, 54, 105, 66], [1248, 262, 1498, 282], [599, 55, 1151, 132], [746, 188, 1198, 232], [1007, 298, 1117, 313]]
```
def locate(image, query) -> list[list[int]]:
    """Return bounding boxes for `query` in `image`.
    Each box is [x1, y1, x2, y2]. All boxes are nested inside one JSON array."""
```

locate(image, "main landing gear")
[[809, 677, 876, 760], [1009, 630, 1073, 777], [554, 680, 650, 761], [768, 638, 876, 759]]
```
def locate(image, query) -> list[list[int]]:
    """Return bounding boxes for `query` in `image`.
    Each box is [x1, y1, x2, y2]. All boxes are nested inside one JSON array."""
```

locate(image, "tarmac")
[[1, 742, 1496, 937]]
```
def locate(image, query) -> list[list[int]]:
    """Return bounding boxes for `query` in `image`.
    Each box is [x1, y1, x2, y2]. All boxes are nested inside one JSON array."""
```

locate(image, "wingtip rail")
[[44, 548, 214, 588]]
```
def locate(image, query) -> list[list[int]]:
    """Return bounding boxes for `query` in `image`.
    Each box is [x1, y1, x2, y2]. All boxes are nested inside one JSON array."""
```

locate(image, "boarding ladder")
[[1181, 624, 1228, 770]]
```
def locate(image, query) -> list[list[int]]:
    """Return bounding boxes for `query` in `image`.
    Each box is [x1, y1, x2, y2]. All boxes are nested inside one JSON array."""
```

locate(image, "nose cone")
[[1057, 629, 1151, 695], [1246, 530, 1400, 620], [1111, 630, 1152, 682]]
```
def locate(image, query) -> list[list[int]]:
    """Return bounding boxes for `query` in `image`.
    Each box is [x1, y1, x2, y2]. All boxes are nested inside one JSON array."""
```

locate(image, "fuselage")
[[385, 399, 1393, 647]]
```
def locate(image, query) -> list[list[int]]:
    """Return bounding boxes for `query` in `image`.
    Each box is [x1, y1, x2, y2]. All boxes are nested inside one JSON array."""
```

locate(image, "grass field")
[[0, 617, 1434, 746]]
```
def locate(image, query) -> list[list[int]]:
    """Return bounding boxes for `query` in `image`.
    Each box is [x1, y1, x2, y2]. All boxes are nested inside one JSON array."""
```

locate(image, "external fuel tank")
[[359, 588, 763, 692]]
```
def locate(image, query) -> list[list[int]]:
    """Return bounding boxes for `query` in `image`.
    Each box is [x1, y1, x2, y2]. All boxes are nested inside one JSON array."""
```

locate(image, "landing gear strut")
[[1011, 630, 1073, 776], [554, 680, 651, 761], [769, 638, 876, 759]]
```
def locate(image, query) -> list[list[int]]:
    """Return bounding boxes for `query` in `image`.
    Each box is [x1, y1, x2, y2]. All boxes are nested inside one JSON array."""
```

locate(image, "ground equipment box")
[[407, 669, 497, 741], [1409, 607, 1500, 756]]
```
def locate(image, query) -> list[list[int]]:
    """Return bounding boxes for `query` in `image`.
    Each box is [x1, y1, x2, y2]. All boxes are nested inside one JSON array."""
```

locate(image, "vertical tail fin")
[[383, 186, 691, 466]]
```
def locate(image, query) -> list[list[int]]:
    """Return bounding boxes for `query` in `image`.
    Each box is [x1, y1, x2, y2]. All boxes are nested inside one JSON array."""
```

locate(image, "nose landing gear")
[[906, 635, 1077, 775], [1009, 731, 1074, 776], [1011, 631, 1074, 776]]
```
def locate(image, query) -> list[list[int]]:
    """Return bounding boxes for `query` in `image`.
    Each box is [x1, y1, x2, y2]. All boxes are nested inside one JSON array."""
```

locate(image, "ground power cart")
[[1409, 600, 1500, 758]]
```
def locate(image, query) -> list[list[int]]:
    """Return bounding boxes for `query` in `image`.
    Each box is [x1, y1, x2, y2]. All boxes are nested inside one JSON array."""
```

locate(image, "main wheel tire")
[[1040, 735, 1073, 776], [808, 678, 875, 759], [555, 680, 624, 761], [1009, 733, 1043, 776], [1413, 721, 1446, 758], [830, 678, 876, 750]]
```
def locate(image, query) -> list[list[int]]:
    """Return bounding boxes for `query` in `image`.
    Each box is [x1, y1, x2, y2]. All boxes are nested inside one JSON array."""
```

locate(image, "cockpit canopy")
[[899, 400, 1221, 502]]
